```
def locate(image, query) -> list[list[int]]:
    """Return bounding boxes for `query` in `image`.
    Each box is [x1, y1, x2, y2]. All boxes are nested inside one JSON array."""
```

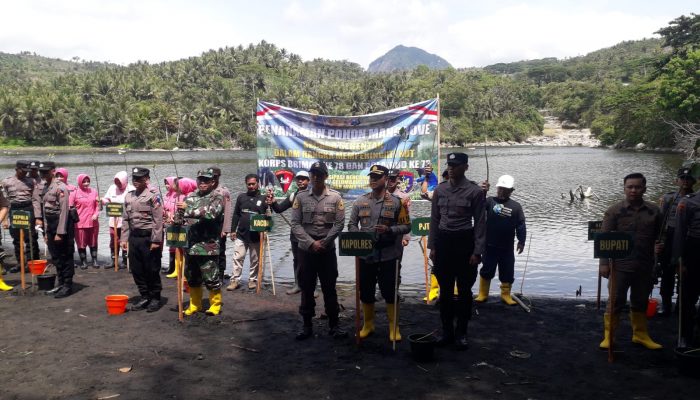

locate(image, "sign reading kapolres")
[[256, 99, 439, 200]]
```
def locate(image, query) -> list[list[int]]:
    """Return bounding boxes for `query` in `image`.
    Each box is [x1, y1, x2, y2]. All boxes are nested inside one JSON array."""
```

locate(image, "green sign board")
[[587, 220, 602, 241], [105, 203, 124, 217], [250, 214, 273, 232], [165, 226, 189, 248], [594, 232, 633, 259], [338, 232, 375, 257], [10, 210, 31, 229], [411, 217, 430, 236]]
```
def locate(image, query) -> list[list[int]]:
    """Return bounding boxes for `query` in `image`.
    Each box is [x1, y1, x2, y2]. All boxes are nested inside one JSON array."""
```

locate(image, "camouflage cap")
[[197, 168, 215, 179]]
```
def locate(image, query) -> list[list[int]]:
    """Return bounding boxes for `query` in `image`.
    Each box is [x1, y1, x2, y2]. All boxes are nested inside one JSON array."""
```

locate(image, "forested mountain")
[[368, 45, 452, 73], [0, 14, 697, 150]]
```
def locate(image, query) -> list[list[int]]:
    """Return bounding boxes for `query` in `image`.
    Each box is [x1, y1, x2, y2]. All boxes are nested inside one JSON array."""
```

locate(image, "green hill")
[[368, 45, 452, 73], [0, 51, 113, 87]]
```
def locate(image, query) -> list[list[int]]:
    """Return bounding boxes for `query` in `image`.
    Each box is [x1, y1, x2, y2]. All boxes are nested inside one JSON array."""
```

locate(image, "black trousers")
[[359, 258, 400, 304], [129, 234, 163, 300], [218, 236, 227, 280], [434, 229, 478, 336], [659, 228, 676, 299], [298, 246, 339, 324], [10, 205, 40, 262], [45, 215, 75, 287], [680, 236, 700, 344]]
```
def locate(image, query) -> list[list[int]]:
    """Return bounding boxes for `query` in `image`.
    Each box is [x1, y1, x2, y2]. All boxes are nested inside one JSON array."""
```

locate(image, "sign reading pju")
[[10, 210, 30, 229], [411, 217, 430, 236], [250, 215, 273, 232], [594, 232, 633, 259], [166, 226, 188, 248], [587, 220, 602, 241], [339, 232, 374, 257], [105, 203, 124, 217]]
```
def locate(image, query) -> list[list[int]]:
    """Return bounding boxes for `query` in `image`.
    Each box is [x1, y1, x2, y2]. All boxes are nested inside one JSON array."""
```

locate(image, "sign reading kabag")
[[339, 232, 374, 257], [105, 203, 124, 217], [411, 217, 430, 236], [256, 99, 439, 200], [250, 215, 273, 232], [166, 226, 188, 248], [10, 210, 30, 229], [594, 232, 633, 259]]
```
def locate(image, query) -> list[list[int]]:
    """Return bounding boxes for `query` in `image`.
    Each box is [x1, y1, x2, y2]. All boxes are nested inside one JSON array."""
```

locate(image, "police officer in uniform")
[[267, 170, 310, 295], [179, 169, 225, 316], [121, 167, 164, 312], [428, 153, 486, 350], [348, 165, 410, 342], [34, 161, 75, 298], [673, 175, 700, 347], [291, 161, 347, 340], [2, 160, 40, 271], [209, 167, 233, 282], [0, 189, 11, 290], [657, 167, 696, 315]]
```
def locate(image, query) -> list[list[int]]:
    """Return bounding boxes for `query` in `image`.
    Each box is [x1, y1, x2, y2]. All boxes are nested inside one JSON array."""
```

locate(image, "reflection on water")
[[0, 147, 683, 297]]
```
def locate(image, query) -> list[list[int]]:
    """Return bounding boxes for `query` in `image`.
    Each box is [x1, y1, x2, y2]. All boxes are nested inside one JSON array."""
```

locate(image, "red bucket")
[[28, 260, 47, 275], [105, 295, 129, 315], [646, 298, 658, 318]]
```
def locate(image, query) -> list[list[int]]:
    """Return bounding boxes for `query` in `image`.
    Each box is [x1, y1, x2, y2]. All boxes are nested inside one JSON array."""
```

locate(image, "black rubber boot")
[[296, 316, 313, 340], [78, 249, 88, 270], [90, 248, 100, 269]]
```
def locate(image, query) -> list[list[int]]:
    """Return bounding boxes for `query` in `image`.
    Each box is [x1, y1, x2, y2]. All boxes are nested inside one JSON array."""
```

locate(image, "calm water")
[[0, 147, 683, 298]]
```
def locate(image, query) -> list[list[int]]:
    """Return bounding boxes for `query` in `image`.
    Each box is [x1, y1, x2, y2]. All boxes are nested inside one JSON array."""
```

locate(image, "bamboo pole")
[[266, 233, 275, 295], [355, 256, 361, 346], [608, 260, 616, 363], [177, 248, 183, 322], [392, 259, 400, 351], [596, 274, 602, 310], [113, 227, 119, 271], [421, 236, 429, 304], [19, 228, 26, 290], [256, 232, 265, 294]]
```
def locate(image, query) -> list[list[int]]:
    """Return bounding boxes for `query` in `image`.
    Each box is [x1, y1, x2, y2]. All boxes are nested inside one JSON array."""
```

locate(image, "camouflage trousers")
[[185, 255, 222, 291]]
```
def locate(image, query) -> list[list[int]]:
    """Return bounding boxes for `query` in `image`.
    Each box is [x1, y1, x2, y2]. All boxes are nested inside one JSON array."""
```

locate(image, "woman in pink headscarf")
[[164, 177, 197, 278], [55, 168, 77, 206], [74, 174, 101, 269]]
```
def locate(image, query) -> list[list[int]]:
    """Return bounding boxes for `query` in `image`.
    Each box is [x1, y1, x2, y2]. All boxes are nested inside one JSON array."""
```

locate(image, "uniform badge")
[[337, 199, 344, 211], [292, 198, 300, 209]]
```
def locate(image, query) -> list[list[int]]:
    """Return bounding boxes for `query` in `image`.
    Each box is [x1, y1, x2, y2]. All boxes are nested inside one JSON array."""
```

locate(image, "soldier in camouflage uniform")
[[178, 168, 225, 316]]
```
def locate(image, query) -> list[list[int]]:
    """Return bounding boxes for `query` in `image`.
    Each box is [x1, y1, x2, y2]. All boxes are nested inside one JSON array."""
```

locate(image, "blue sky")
[[0, 0, 696, 68]]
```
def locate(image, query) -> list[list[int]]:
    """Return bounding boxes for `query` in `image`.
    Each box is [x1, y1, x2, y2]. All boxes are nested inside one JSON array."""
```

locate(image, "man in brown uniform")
[[0, 188, 11, 290], [34, 161, 75, 298], [599, 173, 663, 350], [291, 161, 346, 340], [121, 167, 164, 312], [2, 160, 40, 271]]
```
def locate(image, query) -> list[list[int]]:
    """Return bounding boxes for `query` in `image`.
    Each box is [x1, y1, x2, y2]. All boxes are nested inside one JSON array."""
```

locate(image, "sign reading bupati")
[[588, 220, 603, 240], [256, 99, 439, 200], [594, 232, 633, 259], [250, 215, 273, 232], [166, 226, 188, 248], [411, 217, 430, 236], [10, 210, 30, 229], [105, 203, 124, 217], [338, 232, 375, 257]]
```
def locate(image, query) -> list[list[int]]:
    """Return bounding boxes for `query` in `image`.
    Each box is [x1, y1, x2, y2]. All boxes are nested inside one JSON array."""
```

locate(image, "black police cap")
[[38, 161, 56, 171], [446, 152, 468, 166], [309, 161, 328, 175], [29, 160, 40, 170], [388, 169, 400, 177], [131, 167, 150, 178], [15, 160, 30, 170], [368, 164, 389, 177]]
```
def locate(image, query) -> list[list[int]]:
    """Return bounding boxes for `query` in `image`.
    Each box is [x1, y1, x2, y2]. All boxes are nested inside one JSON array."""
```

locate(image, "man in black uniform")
[[121, 167, 164, 312], [428, 153, 486, 350], [34, 161, 75, 298]]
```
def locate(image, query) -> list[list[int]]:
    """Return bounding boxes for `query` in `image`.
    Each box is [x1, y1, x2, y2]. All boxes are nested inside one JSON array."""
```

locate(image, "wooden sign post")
[[411, 217, 431, 304], [594, 231, 633, 363], [166, 225, 188, 322], [11, 210, 31, 291], [106, 203, 124, 271], [250, 215, 273, 294], [339, 232, 374, 346], [588, 220, 603, 309]]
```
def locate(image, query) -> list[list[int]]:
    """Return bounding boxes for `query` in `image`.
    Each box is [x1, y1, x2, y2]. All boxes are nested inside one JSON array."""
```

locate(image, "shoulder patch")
[[292, 197, 300, 209], [337, 198, 345, 211]]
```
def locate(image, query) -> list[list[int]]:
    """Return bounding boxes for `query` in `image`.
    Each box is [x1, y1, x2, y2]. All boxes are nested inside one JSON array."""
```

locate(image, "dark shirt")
[[600, 199, 661, 272], [673, 191, 700, 260], [485, 196, 526, 249], [231, 191, 268, 243]]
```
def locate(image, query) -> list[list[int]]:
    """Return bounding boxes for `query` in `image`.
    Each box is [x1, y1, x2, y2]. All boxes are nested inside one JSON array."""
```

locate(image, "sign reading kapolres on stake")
[[256, 99, 439, 201], [339, 231, 374, 346], [105, 203, 124, 217]]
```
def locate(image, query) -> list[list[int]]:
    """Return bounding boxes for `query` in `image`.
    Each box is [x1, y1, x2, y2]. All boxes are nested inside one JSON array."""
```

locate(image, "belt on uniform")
[[131, 229, 151, 237], [11, 201, 32, 208], [45, 213, 60, 219]]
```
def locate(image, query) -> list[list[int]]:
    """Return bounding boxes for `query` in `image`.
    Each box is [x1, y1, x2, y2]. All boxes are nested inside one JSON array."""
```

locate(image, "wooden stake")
[[392, 259, 400, 351], [421, 236, 429, 304], [19, 228, 26, 290], [355, 256, 361, 346], [113, 227, 119, 271], [256, 233, 265, 294], [266, 233, 275, 295], [177, 248, 183, 322], [596, 274, 601, 310], [608, 259, 616, 363]]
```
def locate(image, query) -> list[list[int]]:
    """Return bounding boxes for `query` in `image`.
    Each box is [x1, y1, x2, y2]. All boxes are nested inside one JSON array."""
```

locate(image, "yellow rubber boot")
[[428, 274, 440, 302], [599, 313, 615, 350], [0, 274, 13, 291], [630, 312, 662, 350], [474, 276, 491, 302], [205, 289, 223, 316], [387, 303, 402, 342], [166, 256, 179, 279], [359, 303, 375, 339], [184, 286, 203, 316], [500, 282, 517, 305]]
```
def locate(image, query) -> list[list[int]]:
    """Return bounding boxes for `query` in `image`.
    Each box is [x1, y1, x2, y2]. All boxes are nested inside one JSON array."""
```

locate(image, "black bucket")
[[408, 333, 437, 362], [675, 347, 700, 378], [37, 274, 56, 291]]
